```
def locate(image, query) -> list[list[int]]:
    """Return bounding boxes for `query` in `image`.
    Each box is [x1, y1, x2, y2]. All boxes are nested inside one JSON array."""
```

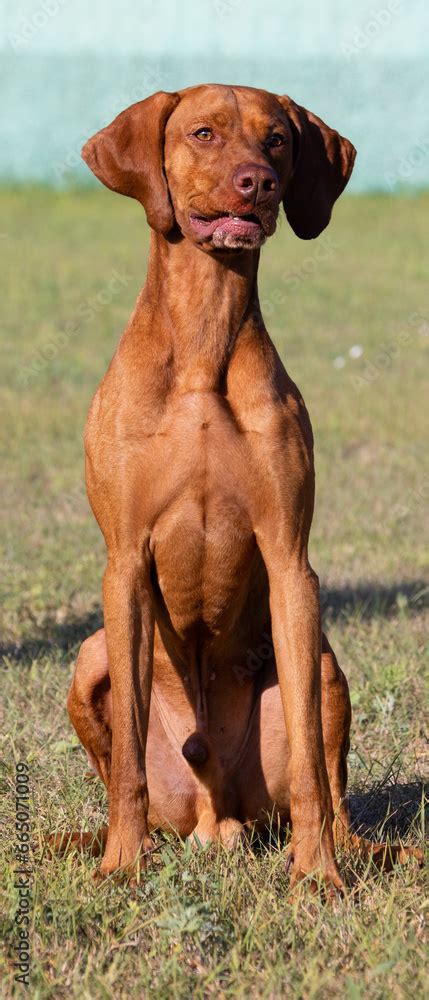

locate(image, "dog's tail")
[[181, 731, 209, 767]]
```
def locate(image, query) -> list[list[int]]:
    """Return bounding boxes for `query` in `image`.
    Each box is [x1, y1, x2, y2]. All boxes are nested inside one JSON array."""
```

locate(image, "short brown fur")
[[52, 85, 421, 891]]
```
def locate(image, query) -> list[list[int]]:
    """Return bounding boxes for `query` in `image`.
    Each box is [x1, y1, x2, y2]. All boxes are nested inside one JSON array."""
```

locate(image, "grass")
[[1, 187, 428, 998]]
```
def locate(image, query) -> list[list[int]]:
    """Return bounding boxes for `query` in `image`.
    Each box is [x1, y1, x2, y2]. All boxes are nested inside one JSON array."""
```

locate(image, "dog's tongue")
[[190, 214, 262, 238]]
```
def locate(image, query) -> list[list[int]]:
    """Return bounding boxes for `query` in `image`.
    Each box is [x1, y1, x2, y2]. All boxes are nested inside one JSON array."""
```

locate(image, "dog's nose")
[[233, 163, 279, 203]]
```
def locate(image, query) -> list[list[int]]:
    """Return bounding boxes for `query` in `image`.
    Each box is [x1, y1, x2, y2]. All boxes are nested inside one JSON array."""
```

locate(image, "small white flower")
[[349, 344, 363, 359], [333, 356, 346, 369]]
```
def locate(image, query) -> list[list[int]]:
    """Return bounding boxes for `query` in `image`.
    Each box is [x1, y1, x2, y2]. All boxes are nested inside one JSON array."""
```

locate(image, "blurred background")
[[2, 4, 428, 996], [2, 0, 429, 191], [1, 0, 428, 655]]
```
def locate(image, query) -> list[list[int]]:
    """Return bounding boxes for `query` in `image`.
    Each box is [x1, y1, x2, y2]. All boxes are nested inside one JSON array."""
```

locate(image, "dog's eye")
[[267, 133, 286, 148], [194, 128, 213, 141]]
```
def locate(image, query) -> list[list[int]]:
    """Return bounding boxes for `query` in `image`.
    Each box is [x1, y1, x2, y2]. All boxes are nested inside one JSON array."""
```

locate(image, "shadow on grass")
[[349, 779, 426, 842], [0, 606, 104, 665], [1, 579, 427, 666], [249, 776, 425, 857], [321, 579, 428, 622]]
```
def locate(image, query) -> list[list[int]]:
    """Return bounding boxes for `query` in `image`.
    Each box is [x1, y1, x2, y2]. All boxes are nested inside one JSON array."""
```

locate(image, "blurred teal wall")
[[1, 0, 429, 191]]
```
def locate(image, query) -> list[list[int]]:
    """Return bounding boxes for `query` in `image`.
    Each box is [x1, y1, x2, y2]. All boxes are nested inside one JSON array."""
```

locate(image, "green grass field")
[[1, 188, 428, 998]]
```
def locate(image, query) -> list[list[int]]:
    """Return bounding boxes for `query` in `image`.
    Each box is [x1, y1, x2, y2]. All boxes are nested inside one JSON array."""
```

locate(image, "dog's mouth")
[[189, 211, 265, 240]]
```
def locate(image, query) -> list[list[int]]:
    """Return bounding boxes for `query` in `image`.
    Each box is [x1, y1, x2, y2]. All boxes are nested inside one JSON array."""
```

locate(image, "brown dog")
[[55, 85, 420, 891]]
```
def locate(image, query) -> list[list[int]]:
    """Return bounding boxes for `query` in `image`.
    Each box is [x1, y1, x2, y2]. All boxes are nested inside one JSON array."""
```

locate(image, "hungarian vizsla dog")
[[54, 84, 420, 892]]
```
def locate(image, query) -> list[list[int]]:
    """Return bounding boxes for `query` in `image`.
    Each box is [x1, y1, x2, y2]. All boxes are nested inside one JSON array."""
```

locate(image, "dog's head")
[[82, 84, 356, 252]]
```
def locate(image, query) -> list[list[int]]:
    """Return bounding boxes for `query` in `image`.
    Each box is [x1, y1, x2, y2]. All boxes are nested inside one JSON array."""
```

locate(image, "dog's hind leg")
[[321, 634, 423, 870], [67, 629, 112, 789], [49, 630, 111, 858], [320, 632, 352, 843]]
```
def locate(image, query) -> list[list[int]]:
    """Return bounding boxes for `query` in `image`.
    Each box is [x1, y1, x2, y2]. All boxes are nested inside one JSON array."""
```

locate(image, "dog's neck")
[[143, 232, 262, 392]]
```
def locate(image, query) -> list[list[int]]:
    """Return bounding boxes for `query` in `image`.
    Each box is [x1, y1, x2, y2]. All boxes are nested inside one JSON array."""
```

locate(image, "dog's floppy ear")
[[82, 91, 180, 234], [279, 97, 356, 240]]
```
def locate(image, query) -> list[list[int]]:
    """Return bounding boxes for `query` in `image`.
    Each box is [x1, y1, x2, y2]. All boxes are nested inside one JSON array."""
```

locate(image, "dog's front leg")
[[264, 550, 344, 894], [100, 553, 154, 877]]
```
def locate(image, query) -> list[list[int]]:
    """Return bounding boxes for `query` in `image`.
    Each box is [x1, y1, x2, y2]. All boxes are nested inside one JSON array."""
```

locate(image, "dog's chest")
[[147, 392, 257, 636], [87, 385, 269, 636]]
